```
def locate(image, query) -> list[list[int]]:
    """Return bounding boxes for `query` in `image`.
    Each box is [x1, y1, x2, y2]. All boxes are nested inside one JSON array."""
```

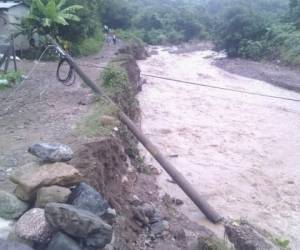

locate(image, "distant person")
[[112, 35, 117, 45], [104, 25, 109, 34]]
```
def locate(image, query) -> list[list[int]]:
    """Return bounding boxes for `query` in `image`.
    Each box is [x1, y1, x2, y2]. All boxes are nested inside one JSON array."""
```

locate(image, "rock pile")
[[0, 143, 115, 250], [133, 202, 170, 240]]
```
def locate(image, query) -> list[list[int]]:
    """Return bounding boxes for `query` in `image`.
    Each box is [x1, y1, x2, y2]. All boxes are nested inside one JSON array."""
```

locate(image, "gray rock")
[[133, 203, 169, 238], [150, 220, 170, 238], [0, 239, 34, 250], [133, 203, 155, 225], [225, 220, 280, 250], [45, 203, 112, 248], [0, 191, 29, 220], [35, 186, 71, 208], [28, 143, 73, 162], [101, 208, 117, 225], [46, 232, 81, 250], [15, 208, 54, 243], [10, 163, 82, 201], [68, 182, 109, 217]]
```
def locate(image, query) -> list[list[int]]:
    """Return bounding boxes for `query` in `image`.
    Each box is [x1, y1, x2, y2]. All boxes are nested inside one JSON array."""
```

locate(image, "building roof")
[[0, 2, 23, 10]]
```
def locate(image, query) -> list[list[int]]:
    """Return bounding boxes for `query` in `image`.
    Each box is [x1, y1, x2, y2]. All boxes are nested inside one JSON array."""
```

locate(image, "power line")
[[142, 73, 300, 103], [77, 63, 300, 103]]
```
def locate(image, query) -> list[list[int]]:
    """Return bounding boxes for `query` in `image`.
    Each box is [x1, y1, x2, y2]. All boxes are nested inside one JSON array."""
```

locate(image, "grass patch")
[[77, 98, 118, 138], [198, 237, 230, 250], [0, 71, 22, 90]]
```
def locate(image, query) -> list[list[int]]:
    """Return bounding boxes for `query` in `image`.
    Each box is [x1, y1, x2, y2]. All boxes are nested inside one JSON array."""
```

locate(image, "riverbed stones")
[[0, 239, 34, 250], [0, 191, 29, 219], [15, 208, 54, 243], [46, 232, 81, 250], [28, 143, 73, 162], [45, 203, 113, 248], [10, 163, 82, 201], [35, 186, 71, 208], [68, 182, 109, 217]]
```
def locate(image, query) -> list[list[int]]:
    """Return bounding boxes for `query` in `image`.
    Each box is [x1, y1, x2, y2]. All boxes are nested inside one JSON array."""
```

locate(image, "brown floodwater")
[[138, 47, 300, 249]]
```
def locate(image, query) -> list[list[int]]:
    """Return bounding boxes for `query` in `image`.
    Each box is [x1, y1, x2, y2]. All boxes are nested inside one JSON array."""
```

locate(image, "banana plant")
[[23, 0, 83, 39]]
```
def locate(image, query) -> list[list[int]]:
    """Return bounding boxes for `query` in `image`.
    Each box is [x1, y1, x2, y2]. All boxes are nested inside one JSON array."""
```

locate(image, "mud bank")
[[215, 57, 300, 94], [138, 46, 300, 249], [71, 43, 221, 250]]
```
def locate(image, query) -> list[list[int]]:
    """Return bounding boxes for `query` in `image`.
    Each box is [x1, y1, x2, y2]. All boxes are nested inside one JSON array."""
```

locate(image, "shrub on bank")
[[70, 32, 104, 57], [0, 71, 22, 89], [102, 65, 128, 88]]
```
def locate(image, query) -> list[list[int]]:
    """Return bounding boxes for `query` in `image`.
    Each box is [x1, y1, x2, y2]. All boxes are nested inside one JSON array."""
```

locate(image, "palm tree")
[[23, 0, 83, 39]]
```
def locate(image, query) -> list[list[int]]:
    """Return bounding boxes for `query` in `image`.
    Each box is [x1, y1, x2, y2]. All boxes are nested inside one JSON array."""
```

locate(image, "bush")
[[238, 40, 265, 60], [115, 29, 144, 44], [70, 32, 104, 57], [143, 29, 168, 45], [281, 30, 300, 65], [102, 65, 128, 88], [0, 71, 22, 89], [166, 29, 185, 44]]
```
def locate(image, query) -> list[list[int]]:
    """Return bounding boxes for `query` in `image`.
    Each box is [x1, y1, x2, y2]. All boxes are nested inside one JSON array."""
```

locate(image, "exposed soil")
[[215, 57, 300, 94], [70, 138, 216, 250]]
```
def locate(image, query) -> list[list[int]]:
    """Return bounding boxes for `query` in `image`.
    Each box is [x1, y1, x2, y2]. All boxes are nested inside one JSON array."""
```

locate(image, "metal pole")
[[56, 43, 222, 223], [11, 35, 17, 72]]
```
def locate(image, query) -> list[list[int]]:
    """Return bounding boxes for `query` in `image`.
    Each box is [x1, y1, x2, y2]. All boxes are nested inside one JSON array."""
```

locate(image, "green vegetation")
[[213, 0, 300, 65], [22, 0, 300, 65], [23, 0, 83, 38], [0, 71, 22, 89], [274, 238, 291, 250], [102, 65, 128, 88]]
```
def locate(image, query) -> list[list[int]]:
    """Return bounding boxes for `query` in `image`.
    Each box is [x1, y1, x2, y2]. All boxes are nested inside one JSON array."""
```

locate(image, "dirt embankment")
[[70, 42, 222, 250], [215, 57, 300, 94]]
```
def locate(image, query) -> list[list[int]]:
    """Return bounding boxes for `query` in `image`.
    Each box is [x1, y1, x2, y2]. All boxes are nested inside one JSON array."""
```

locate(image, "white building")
[[0, 1, 29, 50]]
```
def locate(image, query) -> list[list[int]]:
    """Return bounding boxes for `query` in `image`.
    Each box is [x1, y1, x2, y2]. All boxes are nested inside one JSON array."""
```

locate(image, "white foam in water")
[[0, 218, 13, 240]]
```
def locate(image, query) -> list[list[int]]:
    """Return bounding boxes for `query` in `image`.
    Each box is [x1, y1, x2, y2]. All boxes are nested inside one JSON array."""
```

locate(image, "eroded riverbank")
[[138, 46, 300, 249]]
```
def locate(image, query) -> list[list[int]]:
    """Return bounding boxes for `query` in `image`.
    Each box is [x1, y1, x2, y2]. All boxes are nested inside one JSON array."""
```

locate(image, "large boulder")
[[45, 203, 112, 249], [0, 239, 34, 250], [28, 143, 73, 162], [68, 182, 109, 217], [0, 191, 29, 219], [46, 232, 81, 250], [35, 186, 71, 208], [10, 163, 82, 201], [15, 208, 54, 243], [225, 220, 280, 250]]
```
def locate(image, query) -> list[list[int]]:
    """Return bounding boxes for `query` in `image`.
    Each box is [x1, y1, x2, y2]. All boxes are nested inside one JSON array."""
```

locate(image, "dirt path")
[[138, 47, 300, 249], [0, 43, 121, 192]]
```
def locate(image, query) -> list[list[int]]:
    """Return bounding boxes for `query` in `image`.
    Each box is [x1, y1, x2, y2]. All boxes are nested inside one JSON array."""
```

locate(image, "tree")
[[217, 6, 267, 57], [23, 0, 83, 39]]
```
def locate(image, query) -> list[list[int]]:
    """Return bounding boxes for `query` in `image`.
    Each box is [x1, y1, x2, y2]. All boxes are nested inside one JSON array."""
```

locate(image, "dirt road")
[[0, 43, 120, 192], [138, 47, 300, 249]]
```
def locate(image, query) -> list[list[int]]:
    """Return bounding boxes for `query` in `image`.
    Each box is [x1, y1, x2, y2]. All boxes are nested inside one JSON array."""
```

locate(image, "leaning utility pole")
[[51, 38, 222, 224]]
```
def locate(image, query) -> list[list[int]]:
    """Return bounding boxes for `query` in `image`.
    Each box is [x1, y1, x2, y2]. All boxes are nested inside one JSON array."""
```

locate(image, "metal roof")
[[0, 2, 23, 9]]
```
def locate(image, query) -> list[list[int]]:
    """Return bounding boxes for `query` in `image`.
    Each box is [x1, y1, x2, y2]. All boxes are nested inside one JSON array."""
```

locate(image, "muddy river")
[[137, 47, 300, 248]]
